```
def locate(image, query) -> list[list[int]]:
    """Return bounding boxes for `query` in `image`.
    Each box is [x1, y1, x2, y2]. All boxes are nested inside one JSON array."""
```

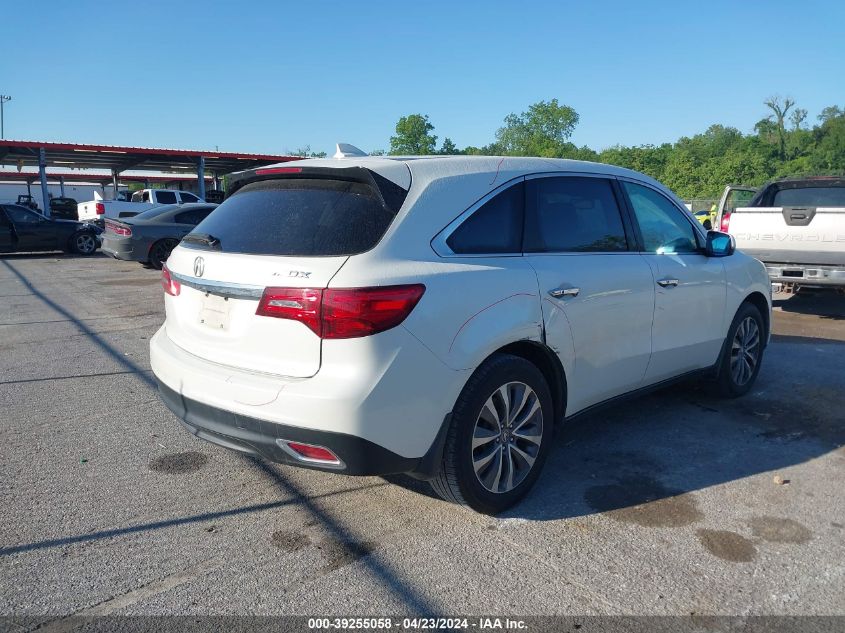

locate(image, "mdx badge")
[[193, 257, 205, 278]]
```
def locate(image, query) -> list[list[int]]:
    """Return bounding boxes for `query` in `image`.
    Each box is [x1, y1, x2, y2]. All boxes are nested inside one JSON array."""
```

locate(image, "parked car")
[[0, 204, 100, 255], [101, 203, 218, 269], [150, 155, 772, 514], [16, 194, 40, 211], [78, 189, 204, 223], [48, 196, 79, 221], [717, 178, 845, 289]]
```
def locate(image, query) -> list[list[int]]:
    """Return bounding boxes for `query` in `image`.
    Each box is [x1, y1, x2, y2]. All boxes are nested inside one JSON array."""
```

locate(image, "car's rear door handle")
[[657, 278, 679, 288], [549, 287, 580, 298]]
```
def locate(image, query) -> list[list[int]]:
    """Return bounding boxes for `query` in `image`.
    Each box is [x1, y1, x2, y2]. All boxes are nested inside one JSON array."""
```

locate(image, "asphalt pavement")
[[1, 253, 843, 624]]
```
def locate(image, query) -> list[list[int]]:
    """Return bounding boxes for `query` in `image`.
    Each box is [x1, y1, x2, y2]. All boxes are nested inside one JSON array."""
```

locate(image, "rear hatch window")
[[183, 178, 396, 256], [772, 186, 845, 207], [163, 172, 407, 378]]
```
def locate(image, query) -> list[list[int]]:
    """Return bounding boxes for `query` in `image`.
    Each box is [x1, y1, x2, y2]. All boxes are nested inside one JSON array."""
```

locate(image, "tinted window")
[[180, 192, 200, 203], [133, 206, 175, 220], [4, 206, 44, 224], [174, 208, 213, 225], [623, 182, 699, 254], [446, 182, 524, 254], [156, 191, 178, 204], [186, 179, 395, 256], [525, 177, 628, 252], [772, 186, 845, 207]]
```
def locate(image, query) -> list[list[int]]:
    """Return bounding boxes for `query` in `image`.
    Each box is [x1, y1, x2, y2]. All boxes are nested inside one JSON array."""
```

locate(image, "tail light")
[[95, 202, 105, 215], [161, 264, 181, 296], [105, 220, 131, 236], [256, 284, 425, 339], [720, 212, 731, 232]]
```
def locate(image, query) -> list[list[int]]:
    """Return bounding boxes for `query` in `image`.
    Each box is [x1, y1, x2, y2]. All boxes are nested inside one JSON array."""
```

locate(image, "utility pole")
[[0, 95, 11, 139]]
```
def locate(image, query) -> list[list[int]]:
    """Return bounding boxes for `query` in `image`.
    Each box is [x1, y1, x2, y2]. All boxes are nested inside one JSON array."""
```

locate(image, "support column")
[[39, 147, 50, 217], [197, 156, 206, 200], [59, 176, 66, 197], [111, 170, 119, 200], [213, 171, 220, 191]]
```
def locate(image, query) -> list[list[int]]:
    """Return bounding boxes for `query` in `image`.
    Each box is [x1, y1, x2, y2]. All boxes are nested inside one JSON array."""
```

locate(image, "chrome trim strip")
[[170, 272, 264, 300]]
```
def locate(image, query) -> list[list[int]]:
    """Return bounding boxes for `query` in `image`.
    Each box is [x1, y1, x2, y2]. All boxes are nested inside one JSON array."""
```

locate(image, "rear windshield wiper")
[[182, 233, 221, 249]]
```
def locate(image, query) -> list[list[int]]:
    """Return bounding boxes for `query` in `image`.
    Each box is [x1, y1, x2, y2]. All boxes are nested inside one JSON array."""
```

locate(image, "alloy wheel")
[[730, 316, 760, 386], [471, 381, 543, 494], [76, 233, 96, 254]]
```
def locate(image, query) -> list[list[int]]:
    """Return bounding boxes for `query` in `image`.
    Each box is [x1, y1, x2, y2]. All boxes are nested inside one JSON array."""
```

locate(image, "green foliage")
[[387, 99, 845, 198], [292, 145, 327, 158], [389, 114, 437, 155], [438, 137, 460, 155], [494, 99, 579, 157]]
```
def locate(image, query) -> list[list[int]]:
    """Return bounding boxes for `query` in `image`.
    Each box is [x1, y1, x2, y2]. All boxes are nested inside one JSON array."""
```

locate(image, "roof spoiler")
[[226, 165, 408, 215]]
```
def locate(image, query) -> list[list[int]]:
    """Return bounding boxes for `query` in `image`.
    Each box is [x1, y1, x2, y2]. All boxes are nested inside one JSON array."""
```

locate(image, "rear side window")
[[179, 192, 200, 203], [156, 191, 178, 204], [174, 208, 213, 225], [446, 182, 524, 254], [186, 179, 396, 256], [772, 187, 845, 207], [524, 177, 628, 252]]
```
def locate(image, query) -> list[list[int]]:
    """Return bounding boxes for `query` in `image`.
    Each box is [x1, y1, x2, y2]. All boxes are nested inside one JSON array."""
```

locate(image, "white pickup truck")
[[717, 178, 845, 289], [78, 189, 204, 222]]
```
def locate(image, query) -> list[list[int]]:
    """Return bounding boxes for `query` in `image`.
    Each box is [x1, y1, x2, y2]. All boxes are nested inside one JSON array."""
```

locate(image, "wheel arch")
[[743, 291, 770, 345], [495, 340, 567, 425]]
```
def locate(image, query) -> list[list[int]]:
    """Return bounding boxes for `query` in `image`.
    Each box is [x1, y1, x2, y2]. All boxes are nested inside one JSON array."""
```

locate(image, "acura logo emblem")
[[193, 257, 205, 278]]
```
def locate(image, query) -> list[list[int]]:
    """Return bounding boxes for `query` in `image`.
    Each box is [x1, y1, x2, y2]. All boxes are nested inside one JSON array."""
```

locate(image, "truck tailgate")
[[730, 206, 845, 266]]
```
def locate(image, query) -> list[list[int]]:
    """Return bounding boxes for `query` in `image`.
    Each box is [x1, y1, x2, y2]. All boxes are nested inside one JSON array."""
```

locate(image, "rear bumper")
[[101, 236, 143, 261], [149, 325, 465, 476], [156, 379, 417, 475], [764, 263, 845, 287]]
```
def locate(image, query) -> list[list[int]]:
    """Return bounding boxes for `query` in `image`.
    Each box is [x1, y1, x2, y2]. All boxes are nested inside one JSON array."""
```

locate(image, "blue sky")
[[2, 0, 843, 156]]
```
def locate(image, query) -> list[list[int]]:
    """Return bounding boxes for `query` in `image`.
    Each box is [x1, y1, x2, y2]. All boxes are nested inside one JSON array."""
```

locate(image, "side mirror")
[[705, 230, 735, 257]]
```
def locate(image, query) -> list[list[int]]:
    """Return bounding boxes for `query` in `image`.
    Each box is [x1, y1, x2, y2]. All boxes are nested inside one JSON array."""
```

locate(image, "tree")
[[817, 105, 844, 123], [494, 99, 579, 157], [292, 145, 326, 158], [369, 149, 386, 156], [439, 137, 459, 155], [764, 95, 795, 159], [389, 114, 437, 155], [790, 108, 808, 130]]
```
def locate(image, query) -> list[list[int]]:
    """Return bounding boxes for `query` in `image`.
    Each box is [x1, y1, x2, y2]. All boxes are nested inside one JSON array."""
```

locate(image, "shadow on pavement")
[[773, 288, 845, 321]]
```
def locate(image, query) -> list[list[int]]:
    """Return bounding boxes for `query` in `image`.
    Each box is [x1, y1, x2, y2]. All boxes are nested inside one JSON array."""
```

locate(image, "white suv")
[[150, 156, 771, 514]]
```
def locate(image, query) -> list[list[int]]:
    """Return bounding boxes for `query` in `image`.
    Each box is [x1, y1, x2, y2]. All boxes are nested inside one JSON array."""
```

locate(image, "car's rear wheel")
[[70, 231, 98, 256], [716, 302, 765, 397], [149, 239, 179, 270], [431, 353, 554, 514]]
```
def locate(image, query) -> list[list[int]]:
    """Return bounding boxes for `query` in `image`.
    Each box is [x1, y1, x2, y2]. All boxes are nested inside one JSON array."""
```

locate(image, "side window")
[[180, 192, 199, 203], [4, 206, 43, 224], [0, 207, 10, 226], [524, 177, 628, 252], [174, 209, 212, 225], [623, 182, 699, 254], [446, 182, 524, 254], [156, 191, 178, 204]]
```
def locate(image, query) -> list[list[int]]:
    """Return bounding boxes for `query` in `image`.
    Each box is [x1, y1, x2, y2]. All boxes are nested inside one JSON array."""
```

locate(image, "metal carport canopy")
[[0, 139, 301, 173], [0, 139, 302, 216]]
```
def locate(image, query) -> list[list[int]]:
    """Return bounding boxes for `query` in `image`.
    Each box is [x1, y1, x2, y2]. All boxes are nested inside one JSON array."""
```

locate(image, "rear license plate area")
[[199, 293, 230, 330]]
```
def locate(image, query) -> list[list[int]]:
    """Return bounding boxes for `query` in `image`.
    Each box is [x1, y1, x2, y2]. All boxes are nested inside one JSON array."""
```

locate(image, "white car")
[[150, 155, 772, 514]]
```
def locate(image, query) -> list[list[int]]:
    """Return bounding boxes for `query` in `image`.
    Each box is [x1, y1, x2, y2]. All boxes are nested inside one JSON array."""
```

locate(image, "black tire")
[[149, 239, 179, 270], [69, 231, 98, 256], [430, 353, 554, 514], [716, 302, 765, 398]]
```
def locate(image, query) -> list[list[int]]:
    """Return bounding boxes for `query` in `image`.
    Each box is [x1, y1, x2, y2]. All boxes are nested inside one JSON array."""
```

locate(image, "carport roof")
[[0, 139, 301, 174]]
